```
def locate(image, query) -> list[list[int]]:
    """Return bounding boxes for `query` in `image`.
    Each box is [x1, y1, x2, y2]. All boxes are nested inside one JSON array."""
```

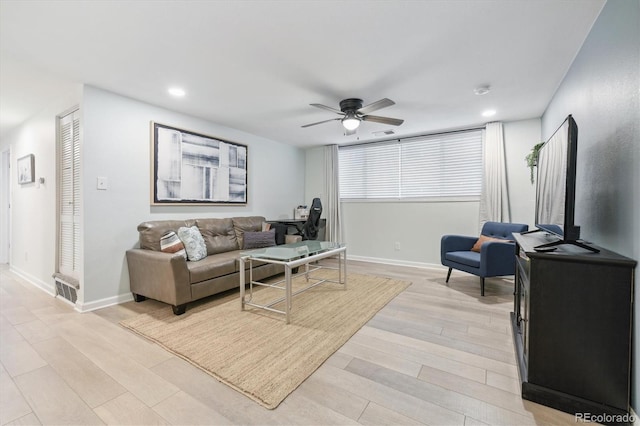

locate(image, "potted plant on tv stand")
[[525, 142, 545, 184]]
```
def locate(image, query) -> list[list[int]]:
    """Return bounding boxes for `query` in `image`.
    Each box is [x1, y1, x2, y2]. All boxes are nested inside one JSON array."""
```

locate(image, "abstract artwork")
[[151, 122, 247, 205], [17, 154, 35, 184]]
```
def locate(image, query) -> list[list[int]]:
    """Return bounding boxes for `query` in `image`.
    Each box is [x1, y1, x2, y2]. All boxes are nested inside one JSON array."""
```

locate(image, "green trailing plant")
[[525, 142, 545, 184]]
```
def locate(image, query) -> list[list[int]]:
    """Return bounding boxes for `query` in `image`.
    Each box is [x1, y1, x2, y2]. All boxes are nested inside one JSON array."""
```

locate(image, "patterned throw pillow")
[[160, 231, 187, 260], [243, 230, 276, 249], [177, 226, 208, 261]]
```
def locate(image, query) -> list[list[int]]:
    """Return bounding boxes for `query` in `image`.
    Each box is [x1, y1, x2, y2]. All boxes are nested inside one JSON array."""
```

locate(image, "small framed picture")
[[17, 154, 35, 184]]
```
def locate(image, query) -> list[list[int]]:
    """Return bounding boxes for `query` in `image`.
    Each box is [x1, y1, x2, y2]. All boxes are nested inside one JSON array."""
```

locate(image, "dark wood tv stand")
[[511, 232, 636, 423]]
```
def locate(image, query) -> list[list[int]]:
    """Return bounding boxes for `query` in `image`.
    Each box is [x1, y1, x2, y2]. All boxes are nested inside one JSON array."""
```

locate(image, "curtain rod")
[[336, 125, 486, 148]]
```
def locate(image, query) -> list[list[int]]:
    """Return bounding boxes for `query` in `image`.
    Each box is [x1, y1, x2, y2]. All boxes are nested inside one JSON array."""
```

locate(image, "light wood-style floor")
[[0, 261, 578, 425]]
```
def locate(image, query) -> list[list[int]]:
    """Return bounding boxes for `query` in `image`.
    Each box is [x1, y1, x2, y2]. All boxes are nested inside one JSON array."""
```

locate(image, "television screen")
[[535, 115, 578, 240]]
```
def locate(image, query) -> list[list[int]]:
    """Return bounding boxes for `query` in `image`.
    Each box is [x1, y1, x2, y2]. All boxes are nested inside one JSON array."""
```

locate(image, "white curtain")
[[479, 122, 511, 226], [323, 145, 343, 242]]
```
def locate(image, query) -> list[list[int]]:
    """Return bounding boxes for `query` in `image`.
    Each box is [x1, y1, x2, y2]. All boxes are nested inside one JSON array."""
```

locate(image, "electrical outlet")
[[97, 176, 108, 190], [394, 242, 401, 251]]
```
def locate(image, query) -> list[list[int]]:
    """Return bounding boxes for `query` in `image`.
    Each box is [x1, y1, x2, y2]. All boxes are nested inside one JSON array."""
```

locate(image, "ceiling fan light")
[[342, 113, 360, 131]]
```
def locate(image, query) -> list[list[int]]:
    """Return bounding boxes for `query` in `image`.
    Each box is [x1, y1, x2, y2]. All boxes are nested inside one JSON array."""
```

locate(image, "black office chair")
[[301, 198, 322, 240]]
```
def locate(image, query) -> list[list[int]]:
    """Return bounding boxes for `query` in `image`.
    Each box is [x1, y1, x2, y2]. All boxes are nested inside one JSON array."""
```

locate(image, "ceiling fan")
[[302, 98, 404, 135]]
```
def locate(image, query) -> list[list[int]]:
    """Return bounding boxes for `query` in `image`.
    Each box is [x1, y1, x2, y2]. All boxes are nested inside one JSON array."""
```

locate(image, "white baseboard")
[[75, 292, 134, 313], [9, 265, 56, 297], [7, 265, 134, 313], [347, 255, 446, 271]]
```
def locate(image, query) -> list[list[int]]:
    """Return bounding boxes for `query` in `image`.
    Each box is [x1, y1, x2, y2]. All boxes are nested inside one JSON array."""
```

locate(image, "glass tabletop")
[[240, 241, 343, 261]]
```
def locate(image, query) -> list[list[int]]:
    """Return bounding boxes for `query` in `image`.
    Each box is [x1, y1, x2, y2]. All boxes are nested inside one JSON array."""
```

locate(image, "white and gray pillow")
[[177, 226, 207, 261]]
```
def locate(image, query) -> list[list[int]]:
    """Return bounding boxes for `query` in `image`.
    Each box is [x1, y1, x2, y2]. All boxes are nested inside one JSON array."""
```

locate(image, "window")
[[339, 130, 483, 200]]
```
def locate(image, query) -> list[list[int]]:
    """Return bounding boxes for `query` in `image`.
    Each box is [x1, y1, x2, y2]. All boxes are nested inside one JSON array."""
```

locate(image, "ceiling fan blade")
[[362, 115, 404, 126], [357, 98, 395, 115], [310, 103, 343, 115], [301, 118, 341, 128]]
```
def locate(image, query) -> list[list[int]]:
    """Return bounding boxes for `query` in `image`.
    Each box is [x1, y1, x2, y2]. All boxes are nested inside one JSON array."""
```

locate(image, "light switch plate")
[[97, 176, 108, 190]]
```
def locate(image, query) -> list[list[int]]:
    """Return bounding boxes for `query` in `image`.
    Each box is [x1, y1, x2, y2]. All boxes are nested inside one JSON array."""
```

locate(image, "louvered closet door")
[[58, 110, 80, 278]]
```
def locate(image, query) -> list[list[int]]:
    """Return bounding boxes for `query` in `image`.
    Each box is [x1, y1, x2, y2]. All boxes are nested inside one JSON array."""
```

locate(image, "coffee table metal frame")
[[238, 241, 347, 324]]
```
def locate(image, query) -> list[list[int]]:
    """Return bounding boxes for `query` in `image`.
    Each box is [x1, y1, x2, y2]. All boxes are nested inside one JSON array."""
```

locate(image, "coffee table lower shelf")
[[238, 243, 346, 324]]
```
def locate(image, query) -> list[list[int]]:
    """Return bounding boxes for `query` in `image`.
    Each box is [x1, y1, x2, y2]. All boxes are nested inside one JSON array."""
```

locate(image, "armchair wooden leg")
[[480, 277, 485, 296], [446, 268, 452, 283]]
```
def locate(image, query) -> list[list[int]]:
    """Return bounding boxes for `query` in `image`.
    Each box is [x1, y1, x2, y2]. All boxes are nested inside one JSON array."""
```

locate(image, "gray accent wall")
[[541, 0, 640, 411]]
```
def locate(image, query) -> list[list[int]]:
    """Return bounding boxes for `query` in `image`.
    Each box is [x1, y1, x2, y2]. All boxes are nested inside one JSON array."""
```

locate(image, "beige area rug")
[[120, 270, 410, 409]]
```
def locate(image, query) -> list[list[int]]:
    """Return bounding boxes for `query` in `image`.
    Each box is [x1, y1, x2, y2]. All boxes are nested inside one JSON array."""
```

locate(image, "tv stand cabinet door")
[[527, 257, 633, 411]]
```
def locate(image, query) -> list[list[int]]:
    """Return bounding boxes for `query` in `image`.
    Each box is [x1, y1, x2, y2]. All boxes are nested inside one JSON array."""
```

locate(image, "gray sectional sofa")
[[126, 216, 283, 315]]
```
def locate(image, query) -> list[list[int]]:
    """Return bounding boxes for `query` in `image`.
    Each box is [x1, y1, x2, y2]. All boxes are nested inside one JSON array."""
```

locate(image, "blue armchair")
[[441, 221, 528, 296]]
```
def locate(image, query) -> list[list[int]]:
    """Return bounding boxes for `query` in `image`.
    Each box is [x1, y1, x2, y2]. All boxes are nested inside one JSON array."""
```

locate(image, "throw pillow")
[[243, 230, 276, 249], [160, 231, 187, 260], [177, 226, 207, 261], [261, 222, 271, 231], [471, 235, 512, 253]]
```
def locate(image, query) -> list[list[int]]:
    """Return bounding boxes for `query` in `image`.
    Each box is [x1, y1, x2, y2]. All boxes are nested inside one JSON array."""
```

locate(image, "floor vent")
[[53, 273, 79, 304]]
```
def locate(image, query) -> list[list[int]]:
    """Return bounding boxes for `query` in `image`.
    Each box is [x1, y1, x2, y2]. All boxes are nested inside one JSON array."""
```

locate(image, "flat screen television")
[[534, 114, 598, 253]]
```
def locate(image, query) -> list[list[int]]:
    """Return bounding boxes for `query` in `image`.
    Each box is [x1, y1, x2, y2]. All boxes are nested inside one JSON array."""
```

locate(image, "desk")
[[268, 219, 306, 243]]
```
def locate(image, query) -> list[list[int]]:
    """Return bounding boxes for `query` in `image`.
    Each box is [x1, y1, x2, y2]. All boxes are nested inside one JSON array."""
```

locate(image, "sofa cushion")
[[196, 218, 239, 255], [243, 230, 276, 249], [160, 231, 187, 259], [186, 251, 238, 283], [138, 219, 196, 251], [445, 251, 481, 268], [232, 216, 266, 249], [177, 226, 208, 261]]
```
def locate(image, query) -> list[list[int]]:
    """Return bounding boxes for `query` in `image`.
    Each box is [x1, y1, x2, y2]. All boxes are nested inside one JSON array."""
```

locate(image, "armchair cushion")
[[445, 251, 481, 268]]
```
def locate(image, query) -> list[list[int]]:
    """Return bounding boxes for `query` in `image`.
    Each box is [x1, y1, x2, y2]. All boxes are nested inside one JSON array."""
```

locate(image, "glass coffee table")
[[238, 241, 347, 324]]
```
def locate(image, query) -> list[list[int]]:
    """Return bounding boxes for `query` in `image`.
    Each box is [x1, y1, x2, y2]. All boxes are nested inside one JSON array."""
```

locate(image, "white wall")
[[540, 0, 640, 411], [504, 118, 541, 228], [1, 86, 82, 293], [305, 118, 539, 267], [0, 149, 10, 263], [80, 86, 305, 309], [304, 146, 324, 204], [2, 85, 304, 310]]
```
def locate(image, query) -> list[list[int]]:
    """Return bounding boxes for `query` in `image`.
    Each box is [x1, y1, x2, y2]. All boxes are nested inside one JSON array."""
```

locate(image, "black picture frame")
[[151, 122, 247, 205]]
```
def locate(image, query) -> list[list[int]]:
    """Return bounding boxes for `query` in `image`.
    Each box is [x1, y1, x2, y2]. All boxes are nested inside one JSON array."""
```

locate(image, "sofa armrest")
[[125, 249, 192, 306], [480, 241, 517, 277]]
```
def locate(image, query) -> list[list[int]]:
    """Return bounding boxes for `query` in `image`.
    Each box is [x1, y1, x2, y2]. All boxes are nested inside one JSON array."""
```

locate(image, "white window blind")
[[339, 130, 483, 200], [59, 109, 80, 278]]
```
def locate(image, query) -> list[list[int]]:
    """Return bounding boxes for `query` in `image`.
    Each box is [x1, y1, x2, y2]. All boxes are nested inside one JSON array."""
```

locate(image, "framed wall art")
[[17, 154, 35, 184], [151, 122, 247, 205]]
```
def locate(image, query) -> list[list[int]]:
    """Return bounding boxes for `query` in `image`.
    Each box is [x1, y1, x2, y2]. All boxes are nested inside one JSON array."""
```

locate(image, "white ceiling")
[[0, 0, 604, 147]]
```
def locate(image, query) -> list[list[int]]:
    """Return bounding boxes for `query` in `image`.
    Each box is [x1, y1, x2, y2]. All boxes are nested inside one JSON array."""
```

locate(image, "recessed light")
[[168, 87, 186, 97], [482, 109, 496, 117], [474, 86, 491, 96]]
